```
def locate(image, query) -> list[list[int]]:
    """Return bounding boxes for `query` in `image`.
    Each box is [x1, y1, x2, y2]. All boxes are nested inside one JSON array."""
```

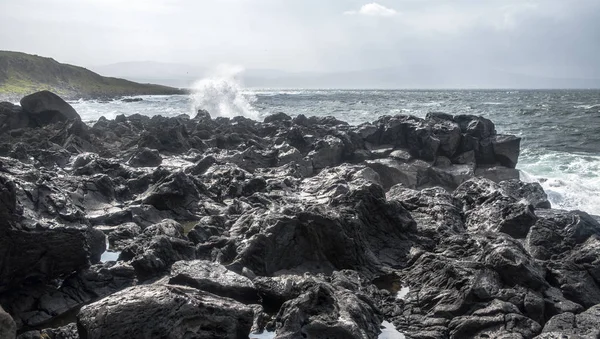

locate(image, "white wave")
[[190, 64, 258, 119], [518, 150, 600, 216], [574, 104, 600, 110]]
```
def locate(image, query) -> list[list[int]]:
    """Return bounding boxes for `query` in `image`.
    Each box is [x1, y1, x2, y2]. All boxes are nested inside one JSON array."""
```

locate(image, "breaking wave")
[[190, 64, 259, 119]]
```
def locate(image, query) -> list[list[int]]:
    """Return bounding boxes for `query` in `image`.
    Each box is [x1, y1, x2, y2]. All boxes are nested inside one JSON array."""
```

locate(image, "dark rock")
[[475, 165, 520, 182], [20, 91, 81, 124], [0, 305, 16, 339], [500, 179, 551, 209], [264, 112, 292, 124], [0, 102, 30, 133], [273, 281, 382, 339], [493, 134, 521, 168], [538, 305, 600, 338], [141, 171, 203, 216], [454, 177, 538, 238], [121, 98, 143, 102], [77, 284, 254, 339], [119, 219, 196, 279], [169, 260, 259, 303], [454, 114, 496, 139], [309, 136, 344, 170], [365, 158, 430, 190], [127, 147, 162, 167], [448, 299, 541, 339]]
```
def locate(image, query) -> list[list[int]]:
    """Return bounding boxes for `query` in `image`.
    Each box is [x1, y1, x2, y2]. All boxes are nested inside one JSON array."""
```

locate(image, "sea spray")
[[519, 149, 600, 215], [190, 64, 258, 119]]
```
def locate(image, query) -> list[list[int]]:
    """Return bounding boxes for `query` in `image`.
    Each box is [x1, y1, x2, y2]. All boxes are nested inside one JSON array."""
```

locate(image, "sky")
[[1, 0, 600, 82]]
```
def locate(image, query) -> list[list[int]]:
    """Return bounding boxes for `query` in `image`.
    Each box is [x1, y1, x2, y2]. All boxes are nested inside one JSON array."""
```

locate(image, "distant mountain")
[[0, 51, 186, 101], [91, 61, 205, 88], [90, 59, 600, 90], [243, 66, 600, 89]]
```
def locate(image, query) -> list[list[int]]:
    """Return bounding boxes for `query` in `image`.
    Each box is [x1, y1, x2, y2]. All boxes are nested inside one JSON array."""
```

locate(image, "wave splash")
[[519, 150, 600, 216], [190, 64, 258, 119]]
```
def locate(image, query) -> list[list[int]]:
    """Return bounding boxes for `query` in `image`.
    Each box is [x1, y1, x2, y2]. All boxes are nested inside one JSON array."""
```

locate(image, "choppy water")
[[69, 88, 600, 215]]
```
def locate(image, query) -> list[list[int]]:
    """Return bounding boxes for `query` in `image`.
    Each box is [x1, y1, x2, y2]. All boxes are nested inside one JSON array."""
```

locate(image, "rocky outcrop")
[[2, 92, 599, 339], [76, 284, 253, 339]]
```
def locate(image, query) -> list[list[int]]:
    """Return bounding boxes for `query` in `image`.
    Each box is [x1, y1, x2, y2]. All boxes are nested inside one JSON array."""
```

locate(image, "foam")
[[190, 64, 258, 119], [519, 150, 600, 216]]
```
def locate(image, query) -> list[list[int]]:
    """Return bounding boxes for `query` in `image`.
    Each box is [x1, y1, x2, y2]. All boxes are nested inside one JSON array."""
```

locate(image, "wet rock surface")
[[0, 92, 598, 338]]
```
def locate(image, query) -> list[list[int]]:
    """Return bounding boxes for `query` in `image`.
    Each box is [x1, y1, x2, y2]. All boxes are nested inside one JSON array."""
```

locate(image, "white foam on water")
[[249, 331, 275, 339], [100, 235, 121, 263], [396, 286, 410, 300], [379, 321, 406, 339], [191, 64, 259, 119], [247, 321, 406, 339], [518, 150, 600, 216]]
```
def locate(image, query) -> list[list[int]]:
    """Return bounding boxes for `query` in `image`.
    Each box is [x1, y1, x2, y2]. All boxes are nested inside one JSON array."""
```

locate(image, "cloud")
[[344, 3, 398, 17]]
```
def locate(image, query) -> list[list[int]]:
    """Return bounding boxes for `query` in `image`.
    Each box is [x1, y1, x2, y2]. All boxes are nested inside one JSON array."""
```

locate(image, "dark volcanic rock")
[[273, 281, 382, 339], [0, 305, 16, 339], [20, 90, 81, 124], [127, 147, 162, 167], [168, 260, 259, 303], [77, 284, 254, 339], [119, 219, 196, 279], [6, 93, 592, 339]]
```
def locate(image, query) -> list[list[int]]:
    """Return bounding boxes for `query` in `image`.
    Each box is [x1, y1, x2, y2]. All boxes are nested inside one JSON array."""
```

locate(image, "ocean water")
[[70, 86, 600, 216]]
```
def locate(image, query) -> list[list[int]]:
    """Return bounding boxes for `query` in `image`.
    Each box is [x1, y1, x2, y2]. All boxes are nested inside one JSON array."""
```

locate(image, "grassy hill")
[[0, 51, 187, 101]]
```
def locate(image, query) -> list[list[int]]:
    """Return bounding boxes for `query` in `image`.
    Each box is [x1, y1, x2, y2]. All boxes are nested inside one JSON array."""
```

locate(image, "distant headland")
[[0, 51, 187, 101]]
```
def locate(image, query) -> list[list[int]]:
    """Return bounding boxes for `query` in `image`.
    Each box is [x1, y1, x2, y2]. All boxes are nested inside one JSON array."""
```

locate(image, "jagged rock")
[[127, 147, 162, 167], [273, 281, 382, 339], [0, 102, 30, 133], [119, 219, 196, 279], [20, 91, 81, 123], [448, 299, 541, 339], [141, 171, 203, 216], [1, 263, 135, 329], [169, 260, 259, 303], [475, 165, 520, 182], [77, 284, 254, 339], [0, 305, 16, 339], [493, 134, 521, 168], [309, 135, 344, 170], [365, 158, 430, 190], [526, 209, 600, 260], [264, 112, 292, 124], [454, 177, 537, 238], [537, 305, 600, 338], [500, 179, 551, 209]]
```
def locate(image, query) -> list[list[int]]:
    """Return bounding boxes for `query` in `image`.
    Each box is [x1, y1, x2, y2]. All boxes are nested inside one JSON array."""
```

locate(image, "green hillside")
[[0, 51, 187, 100]]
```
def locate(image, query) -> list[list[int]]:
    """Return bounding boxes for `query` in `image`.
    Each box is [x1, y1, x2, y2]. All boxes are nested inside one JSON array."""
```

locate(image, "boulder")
[[365, 158, 430, 190], [20, 91, 81, 124], [309, 136, 344, 170], [0, 306, 16, 339], [77, 284, 254, 339], [169, 260, 259, 303], [0, 102, 30, 133], [493, 135, 521, 168], [499, 179, 551, 209], [119, 219, 196, 279], [127, 147, 162, 167], [537, 305, 600, 338], [273, 281, 382, 339], [454, 178, 538, 238]]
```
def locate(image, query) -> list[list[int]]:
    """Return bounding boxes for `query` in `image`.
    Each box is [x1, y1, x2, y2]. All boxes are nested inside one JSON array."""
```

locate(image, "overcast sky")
[[1, 0, 599, 79]]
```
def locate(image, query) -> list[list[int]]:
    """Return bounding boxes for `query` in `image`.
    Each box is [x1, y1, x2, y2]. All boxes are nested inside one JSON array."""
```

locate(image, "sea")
[[66, 84, 600, 216]]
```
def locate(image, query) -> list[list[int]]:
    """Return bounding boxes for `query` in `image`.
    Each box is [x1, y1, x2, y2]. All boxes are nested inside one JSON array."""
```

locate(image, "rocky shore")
[[1, 91, 599, 339]]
